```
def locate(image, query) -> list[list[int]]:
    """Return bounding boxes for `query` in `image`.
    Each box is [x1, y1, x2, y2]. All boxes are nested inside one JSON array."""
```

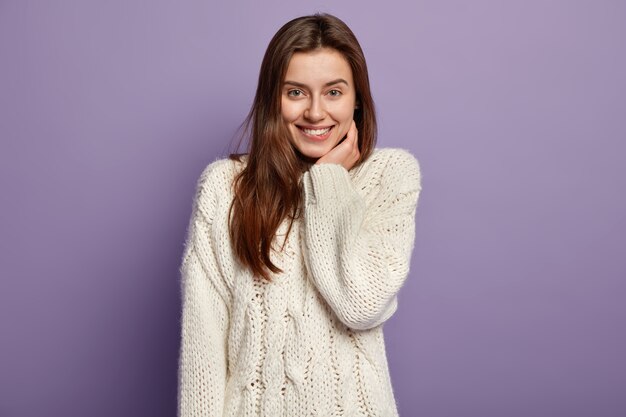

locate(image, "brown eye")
[[288, 89, 303, 97], [328, 89, 342, 97]]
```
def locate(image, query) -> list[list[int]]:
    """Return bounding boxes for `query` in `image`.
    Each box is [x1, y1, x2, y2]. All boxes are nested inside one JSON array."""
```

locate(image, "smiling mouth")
[[297, 125, 334, 137]]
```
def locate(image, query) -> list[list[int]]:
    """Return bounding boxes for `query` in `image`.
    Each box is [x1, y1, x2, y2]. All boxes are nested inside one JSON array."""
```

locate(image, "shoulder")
[[191, 156, 244, 218], [195, 156, 245, 196], [362, 147, 422, 191], [369, 147, 420, 172]]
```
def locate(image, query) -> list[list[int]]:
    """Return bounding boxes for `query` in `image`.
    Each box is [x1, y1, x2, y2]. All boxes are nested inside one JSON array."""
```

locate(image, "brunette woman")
[[177, 12, 422, 417]]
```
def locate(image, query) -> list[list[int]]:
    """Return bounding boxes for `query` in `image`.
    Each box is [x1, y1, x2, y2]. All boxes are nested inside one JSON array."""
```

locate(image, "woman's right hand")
[[315, 120, 360, 171]]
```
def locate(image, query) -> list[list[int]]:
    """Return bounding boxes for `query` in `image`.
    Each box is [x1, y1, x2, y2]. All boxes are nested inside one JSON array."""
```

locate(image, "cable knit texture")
[[177, 147, 422, 417]]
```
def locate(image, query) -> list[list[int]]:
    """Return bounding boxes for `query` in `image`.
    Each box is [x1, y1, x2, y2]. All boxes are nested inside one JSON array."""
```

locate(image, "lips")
[[299, 126, 331, 135], [297, 125, 334, 141]]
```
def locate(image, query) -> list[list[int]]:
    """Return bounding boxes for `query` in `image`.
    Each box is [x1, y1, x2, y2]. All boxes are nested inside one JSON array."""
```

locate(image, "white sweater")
[[177, 147, 422, 417]]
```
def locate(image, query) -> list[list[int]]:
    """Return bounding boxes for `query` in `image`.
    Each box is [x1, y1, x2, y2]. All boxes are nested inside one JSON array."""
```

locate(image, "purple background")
[[1, 1, 625, 416]]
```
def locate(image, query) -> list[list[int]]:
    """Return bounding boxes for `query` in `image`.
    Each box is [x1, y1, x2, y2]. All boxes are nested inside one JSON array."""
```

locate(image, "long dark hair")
[[228, 13, 377, 281]]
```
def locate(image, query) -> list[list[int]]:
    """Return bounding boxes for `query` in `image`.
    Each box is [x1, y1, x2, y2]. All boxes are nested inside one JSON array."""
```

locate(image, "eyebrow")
[[283, 78, 349, 88]]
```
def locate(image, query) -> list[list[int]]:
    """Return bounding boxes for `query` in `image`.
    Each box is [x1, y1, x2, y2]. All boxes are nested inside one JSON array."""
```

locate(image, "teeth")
[[302, 127, 331, 135]]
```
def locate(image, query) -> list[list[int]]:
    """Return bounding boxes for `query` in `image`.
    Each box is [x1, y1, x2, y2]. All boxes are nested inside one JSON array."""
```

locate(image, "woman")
[[177, 13, 422, 417]]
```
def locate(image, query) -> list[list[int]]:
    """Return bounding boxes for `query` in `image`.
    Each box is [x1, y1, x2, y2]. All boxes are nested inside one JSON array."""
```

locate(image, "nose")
[[304, 96, 325, 122]]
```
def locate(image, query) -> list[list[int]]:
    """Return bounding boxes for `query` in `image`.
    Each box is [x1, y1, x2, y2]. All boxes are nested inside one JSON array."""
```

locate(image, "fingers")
[[348, 120, 359, 163], [347, 120, 357, 143], [315, 121, 360, 170]]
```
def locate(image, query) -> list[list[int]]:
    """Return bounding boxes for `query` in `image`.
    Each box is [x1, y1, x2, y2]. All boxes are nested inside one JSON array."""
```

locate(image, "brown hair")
[[228, 13, 377, 281]]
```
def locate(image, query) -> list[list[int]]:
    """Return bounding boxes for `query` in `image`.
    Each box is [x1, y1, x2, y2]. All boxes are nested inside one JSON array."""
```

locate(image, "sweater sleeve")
[[177, 162, 230, 417], [301, 149, 422, 331]]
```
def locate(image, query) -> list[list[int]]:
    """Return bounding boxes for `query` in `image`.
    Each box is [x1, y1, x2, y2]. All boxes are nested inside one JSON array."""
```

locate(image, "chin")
[[293, 143, 334, 161]]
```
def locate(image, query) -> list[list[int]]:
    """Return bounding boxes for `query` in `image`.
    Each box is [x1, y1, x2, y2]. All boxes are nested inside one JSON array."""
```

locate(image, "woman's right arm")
[[177, 162, 230, 417]]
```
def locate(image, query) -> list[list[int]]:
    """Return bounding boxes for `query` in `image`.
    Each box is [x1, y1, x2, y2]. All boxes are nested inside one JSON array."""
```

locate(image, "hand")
[[315, 120, 360, 171]]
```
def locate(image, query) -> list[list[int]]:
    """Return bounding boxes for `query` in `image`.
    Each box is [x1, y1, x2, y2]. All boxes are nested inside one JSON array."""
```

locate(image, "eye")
[[328, 89, 342, 97], [287, 89, 303, 97]]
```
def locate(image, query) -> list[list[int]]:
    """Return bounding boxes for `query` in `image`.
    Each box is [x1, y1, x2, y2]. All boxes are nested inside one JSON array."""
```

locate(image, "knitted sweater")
[[177, 147, 422, 417]]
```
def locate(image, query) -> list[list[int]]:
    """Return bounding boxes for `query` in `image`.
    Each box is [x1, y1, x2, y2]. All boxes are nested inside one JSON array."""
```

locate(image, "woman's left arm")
[[301, 149, 422, 331]]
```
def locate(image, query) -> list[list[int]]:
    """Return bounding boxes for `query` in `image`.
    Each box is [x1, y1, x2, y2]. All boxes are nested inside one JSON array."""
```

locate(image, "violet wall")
[[1, 1, 624, 416]]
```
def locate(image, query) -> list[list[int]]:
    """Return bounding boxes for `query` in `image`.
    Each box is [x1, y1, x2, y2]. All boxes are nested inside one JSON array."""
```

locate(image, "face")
[[281, 48, 357, 160]]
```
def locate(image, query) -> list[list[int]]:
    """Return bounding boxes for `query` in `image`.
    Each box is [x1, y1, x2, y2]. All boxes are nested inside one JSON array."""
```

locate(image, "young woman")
[[177, 13, 422, 417]]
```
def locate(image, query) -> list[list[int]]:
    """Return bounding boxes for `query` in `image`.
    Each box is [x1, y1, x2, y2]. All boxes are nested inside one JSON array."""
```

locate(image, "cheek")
[[330, 102, 355, 124], [281, 99, 302, 123]]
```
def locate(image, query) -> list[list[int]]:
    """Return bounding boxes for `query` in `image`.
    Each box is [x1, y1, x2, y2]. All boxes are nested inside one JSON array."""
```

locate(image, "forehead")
[[284, 48, 353, 84]]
